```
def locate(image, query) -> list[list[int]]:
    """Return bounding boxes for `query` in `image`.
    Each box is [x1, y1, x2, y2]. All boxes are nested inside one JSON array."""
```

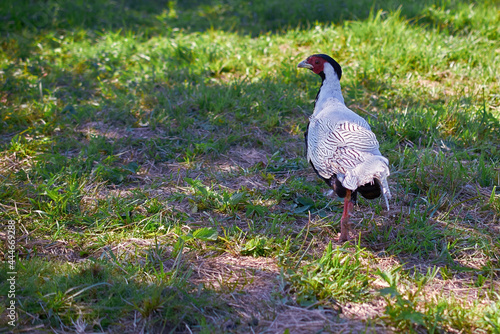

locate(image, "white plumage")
[[298, 54, 391, 241]]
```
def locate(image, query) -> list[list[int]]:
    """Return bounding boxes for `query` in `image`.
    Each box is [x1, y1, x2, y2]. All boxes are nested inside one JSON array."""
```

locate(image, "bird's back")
[[307, 98, 383, 180]]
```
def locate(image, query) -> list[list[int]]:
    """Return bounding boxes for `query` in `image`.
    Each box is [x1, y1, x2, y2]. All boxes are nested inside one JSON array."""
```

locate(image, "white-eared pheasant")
[[298, 54, 391, 242]]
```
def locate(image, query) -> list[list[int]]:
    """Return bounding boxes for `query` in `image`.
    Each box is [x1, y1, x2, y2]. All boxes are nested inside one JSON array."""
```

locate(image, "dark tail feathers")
[[357, 179, 382, 199]]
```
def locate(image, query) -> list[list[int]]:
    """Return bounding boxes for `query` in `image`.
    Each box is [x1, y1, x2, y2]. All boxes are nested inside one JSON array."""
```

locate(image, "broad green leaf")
[[193, 227, 218, 241], [378, 286, 400, 298]]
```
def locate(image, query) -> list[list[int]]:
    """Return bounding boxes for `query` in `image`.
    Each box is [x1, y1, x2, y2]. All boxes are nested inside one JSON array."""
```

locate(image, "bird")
[[297, 54, 391, 242]]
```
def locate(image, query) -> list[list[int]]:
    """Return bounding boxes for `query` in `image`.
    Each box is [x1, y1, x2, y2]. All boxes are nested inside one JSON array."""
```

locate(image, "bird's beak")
[[297, 60, 313, 69]]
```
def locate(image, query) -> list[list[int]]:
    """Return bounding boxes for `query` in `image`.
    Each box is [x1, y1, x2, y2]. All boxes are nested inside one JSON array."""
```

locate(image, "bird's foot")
[[337, 232, 351, 243]]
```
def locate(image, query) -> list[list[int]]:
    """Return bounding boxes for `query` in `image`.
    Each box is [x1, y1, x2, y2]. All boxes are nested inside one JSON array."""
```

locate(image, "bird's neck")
[[313, 65, 344, 115]]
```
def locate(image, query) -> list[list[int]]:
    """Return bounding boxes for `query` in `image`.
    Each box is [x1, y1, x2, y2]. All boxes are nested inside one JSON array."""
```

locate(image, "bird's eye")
[[315, 60, 319, 64]]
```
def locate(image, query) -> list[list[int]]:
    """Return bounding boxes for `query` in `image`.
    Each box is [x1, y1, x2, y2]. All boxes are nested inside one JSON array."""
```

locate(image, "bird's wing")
[[307, 119, 380, 180], [332, 121, 380, 151]]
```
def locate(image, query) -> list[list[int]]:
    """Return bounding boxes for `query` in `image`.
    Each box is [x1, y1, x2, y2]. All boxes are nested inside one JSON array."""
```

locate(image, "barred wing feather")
[[308, 120, 379, 173]]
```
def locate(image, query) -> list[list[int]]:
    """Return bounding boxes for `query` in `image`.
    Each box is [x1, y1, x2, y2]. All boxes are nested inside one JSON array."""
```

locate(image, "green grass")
[[1, 0, 499, 332]]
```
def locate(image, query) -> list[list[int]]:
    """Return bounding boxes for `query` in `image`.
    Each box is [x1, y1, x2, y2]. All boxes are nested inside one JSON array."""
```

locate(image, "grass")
[[1, 0, 499, 332]]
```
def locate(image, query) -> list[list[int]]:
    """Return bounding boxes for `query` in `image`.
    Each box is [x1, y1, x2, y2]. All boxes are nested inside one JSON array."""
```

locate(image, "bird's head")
[[297, 54, 342, 81]]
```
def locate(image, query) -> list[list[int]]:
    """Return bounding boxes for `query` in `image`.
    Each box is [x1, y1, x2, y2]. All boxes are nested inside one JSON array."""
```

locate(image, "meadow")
[[0, 0, 499, 332]]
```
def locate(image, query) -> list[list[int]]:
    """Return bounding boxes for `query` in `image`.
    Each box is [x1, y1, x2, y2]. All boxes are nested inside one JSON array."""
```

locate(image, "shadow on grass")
[[1, 0, 485, 38], [0, 256, 230, 332]]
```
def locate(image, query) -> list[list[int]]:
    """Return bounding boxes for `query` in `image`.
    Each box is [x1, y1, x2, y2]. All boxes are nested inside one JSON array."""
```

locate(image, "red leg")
[[339, 190, 354, 242]]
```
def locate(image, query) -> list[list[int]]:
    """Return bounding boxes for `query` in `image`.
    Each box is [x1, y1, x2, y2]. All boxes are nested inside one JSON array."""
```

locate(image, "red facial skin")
[[306, 56, 328, 74]]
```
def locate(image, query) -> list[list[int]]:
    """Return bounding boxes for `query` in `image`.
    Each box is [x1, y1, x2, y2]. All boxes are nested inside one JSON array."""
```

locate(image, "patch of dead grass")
[[258, 305, 389, 334], [16, 238, 83, 262], [78, 121, 160, 140]]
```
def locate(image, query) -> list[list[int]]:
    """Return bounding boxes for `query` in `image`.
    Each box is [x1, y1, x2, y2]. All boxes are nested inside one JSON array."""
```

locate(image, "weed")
[[285, 242, 370, 306], [185, 177, 250, 214], [483, 295, 500, 333], [241, 236, 276, 257], [378, 266, 440, 332]]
